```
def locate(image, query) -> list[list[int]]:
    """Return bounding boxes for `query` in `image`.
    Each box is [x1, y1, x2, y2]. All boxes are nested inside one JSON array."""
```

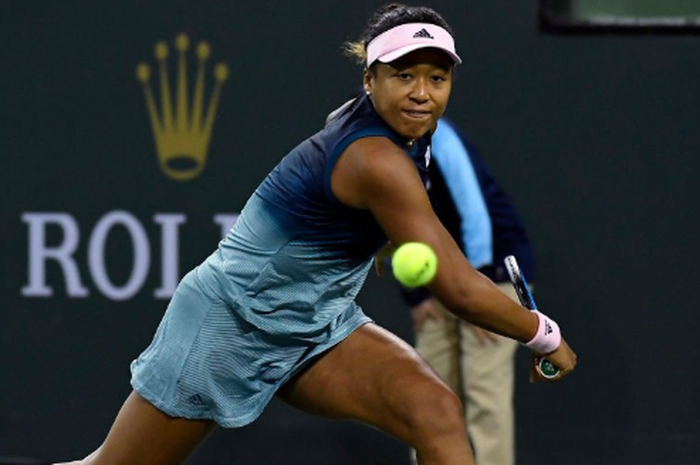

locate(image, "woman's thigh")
[[276, 322, 460, 444], [87, 391, 216, 465]]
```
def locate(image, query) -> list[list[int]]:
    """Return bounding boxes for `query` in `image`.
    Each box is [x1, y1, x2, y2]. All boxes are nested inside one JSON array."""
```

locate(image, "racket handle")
[[538, 358, 559, 379], [503, 255, 561, 380]]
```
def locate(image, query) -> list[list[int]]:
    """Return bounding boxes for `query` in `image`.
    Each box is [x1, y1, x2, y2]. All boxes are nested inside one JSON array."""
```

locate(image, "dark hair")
[[345, 3, 454, 65]]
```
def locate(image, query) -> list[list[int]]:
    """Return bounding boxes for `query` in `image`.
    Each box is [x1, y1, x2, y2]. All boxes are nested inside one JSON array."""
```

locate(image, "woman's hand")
[[531, 337, 577, 382]]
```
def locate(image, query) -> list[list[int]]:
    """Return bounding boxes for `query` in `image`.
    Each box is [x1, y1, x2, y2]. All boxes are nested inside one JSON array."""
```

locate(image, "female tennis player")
[[57, 4, 576, 465]]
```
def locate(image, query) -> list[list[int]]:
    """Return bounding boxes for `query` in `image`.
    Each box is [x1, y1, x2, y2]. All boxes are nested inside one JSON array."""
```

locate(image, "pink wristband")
[[524, 311, 561, 354]]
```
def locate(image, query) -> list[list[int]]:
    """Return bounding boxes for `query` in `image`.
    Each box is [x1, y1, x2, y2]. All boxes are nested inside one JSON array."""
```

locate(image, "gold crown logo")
[[137, 33, 228, 181]]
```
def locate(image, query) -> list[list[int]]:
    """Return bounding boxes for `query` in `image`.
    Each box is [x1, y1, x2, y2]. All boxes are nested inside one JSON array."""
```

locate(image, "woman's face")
[[365, 48, 453, 141]]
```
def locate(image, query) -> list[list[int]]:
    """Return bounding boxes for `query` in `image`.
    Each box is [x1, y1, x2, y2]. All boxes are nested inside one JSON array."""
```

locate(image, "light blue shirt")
[[431, 120, 493, 269]]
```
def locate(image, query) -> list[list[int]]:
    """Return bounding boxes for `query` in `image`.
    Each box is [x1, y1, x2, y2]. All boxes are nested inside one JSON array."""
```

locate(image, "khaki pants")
[[412, 283, 520, 465]]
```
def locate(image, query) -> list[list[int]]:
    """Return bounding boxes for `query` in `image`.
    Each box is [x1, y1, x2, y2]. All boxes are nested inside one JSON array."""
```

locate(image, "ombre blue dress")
[[130, 94, 430, 427]]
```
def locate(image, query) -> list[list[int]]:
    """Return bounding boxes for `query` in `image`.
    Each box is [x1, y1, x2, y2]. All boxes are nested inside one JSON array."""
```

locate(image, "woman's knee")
[[403, 380, 466, 439]]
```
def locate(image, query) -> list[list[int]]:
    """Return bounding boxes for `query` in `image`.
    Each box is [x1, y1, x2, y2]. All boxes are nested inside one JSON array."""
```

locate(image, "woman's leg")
[[56, 391, 216, 465], [277, 322, 476, 465]]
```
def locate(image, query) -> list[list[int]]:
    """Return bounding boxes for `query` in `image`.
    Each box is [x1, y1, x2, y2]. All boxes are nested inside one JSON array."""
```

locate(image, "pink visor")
[[366, 22, 461, 67]]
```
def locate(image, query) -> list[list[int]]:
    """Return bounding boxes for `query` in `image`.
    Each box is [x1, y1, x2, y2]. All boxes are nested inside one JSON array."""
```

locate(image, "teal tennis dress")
[[130, 94, 430, 427]]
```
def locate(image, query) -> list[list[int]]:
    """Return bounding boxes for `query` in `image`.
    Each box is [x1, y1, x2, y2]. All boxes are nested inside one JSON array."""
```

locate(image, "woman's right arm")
[[331, 137, 577, 378]]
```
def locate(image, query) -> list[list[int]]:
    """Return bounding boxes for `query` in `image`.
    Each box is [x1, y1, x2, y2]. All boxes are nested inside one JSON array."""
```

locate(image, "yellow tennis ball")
[[392, 242, 438, 287]]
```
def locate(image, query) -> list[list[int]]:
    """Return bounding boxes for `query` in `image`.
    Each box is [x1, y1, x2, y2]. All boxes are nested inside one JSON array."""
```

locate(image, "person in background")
[[401, 117, 536, 465]]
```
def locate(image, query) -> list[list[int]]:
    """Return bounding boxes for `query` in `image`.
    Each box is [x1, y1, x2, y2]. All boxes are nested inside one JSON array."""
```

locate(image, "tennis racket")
[[503, 255, 559, 379]]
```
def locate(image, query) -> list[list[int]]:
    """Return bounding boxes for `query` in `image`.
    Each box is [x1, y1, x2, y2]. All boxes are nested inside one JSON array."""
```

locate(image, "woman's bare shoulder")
[[332, 137, 420, 209]]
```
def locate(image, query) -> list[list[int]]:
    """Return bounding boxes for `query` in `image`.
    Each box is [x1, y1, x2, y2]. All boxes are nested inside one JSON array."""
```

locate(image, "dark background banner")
[[1, 1, 698, 464]]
